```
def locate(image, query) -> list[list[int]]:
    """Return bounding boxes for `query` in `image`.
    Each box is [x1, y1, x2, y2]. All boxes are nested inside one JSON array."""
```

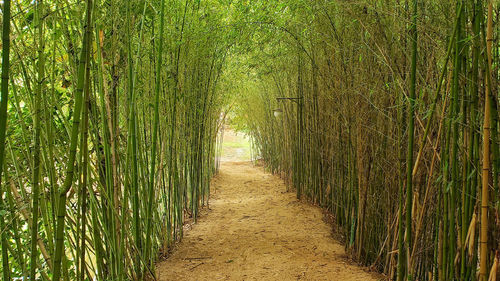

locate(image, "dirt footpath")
[[156, 160, 382, 280]]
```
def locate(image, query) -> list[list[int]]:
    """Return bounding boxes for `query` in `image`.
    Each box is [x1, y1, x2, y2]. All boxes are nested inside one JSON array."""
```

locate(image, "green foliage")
[[229, 1, 500, 280], [1, 0, 500, 280]]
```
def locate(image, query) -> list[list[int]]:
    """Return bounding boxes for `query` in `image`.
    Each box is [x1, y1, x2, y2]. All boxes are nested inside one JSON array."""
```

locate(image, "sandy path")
[[156, 160, 381, 280]]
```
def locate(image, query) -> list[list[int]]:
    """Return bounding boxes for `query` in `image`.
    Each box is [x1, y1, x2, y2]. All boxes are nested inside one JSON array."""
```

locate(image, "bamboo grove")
[[2, 0, 500, 280], [0, 0, 233, 280], [234, 0, 500, 280]]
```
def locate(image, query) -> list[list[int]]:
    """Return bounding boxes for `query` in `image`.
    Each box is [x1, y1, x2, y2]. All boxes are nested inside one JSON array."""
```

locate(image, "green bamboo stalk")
[[0, 0, 12, 278], [30, 0, 45, 278], [404, 0, 417, 279], [0, 0, 11, 199], [467, 3, 480, 278], [44, 14, 59, 223], [125, 0, 145, 275], [78, 14, 92, 279], [460, 2, 475, 278], [52, 0, 92, 279], [94, 25, 111, 280], [448, 2, 464, 279], [397, 84, 407, 281], [145, 0, 166, 269]]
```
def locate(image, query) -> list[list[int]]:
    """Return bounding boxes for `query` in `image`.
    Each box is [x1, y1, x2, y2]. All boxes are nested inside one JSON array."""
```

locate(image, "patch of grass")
[[222, 140, 250, 149]]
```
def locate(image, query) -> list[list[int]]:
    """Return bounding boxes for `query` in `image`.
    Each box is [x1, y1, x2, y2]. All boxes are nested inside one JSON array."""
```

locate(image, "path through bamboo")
[[156, 133, 381, 280]]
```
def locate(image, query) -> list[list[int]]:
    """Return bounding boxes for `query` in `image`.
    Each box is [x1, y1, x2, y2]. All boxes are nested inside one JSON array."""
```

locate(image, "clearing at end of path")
[[156, 157, 383, 280]]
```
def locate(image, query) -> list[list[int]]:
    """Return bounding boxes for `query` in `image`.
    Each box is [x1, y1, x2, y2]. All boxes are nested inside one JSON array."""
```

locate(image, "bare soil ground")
[[156, 130, 382, 280]]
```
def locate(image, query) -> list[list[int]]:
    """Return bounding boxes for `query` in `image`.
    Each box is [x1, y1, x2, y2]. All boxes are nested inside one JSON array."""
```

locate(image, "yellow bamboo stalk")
[[480, 2, 493, 280]]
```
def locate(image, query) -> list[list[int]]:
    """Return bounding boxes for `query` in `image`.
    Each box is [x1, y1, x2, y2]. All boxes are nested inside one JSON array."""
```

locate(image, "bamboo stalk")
[[480, 2, 493, 280], [30, 0, 45, 278], [52, 0, 93, 279], [405, 0, 417, 279], [0, 0, 12, 279], [145, 0, 166, 271]]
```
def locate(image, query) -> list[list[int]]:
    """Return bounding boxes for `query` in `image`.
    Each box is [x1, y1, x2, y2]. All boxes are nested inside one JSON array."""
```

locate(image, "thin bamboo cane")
[[30, 0, 45, 278], [405, 0, 417, 279], [145, 0, 166, 270], [411, 2, 463, 178], [0, 0, 12, 279], [52, 0, 93, 279]]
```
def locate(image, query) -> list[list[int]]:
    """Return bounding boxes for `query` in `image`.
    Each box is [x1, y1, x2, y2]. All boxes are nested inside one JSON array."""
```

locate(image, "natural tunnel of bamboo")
[[0, 0, 500, 280]]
